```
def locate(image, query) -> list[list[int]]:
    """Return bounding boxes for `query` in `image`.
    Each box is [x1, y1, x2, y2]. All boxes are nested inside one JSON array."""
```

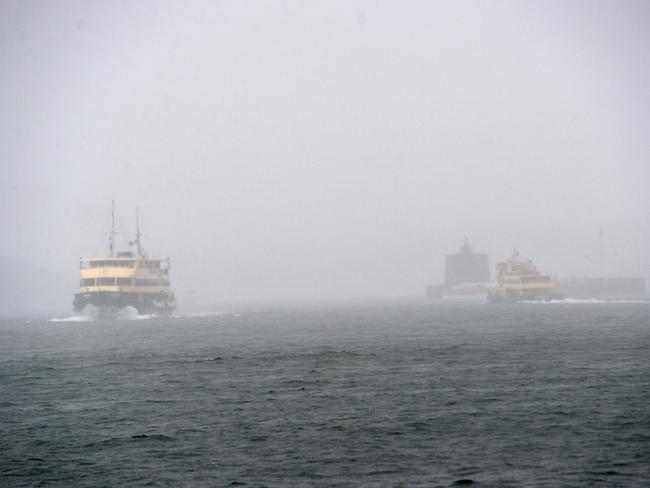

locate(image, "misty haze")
[[2, 0, 649, 314], [1, 1, 649, 487]]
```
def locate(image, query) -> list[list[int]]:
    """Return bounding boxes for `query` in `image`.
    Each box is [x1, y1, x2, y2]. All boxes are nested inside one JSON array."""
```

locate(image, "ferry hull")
[[73, 291, 176, 315], [487, 291, 564, 303]]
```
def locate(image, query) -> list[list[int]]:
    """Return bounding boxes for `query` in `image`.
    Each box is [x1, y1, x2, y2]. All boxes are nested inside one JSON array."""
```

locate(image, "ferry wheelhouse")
[[73, 204, 176, 315]]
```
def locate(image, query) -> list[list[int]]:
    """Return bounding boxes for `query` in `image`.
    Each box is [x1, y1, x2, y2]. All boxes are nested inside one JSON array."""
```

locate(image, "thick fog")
[[1, 1, 649, 314]]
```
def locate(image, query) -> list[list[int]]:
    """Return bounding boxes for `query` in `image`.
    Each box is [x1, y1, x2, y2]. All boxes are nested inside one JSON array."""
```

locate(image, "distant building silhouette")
[[426, 238, 490, 300], [444, 238, 489, 286]]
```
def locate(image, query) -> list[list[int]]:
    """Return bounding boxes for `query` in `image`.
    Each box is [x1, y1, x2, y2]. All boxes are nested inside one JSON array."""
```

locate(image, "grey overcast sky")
[[1, 0, 649, 310]]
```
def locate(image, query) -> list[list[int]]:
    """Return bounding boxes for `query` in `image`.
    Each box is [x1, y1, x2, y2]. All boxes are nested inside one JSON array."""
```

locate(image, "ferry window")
[[81, 278, 95, 286], [116, 278, 132, 286], [97, 277, 115, 286], [89, 260, 133, 268], [135, 278, 169, 286]]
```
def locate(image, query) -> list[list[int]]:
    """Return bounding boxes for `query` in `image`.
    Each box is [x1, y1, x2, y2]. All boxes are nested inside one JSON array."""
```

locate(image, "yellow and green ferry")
[[488, 250, 560, 302], [73, 203, 177, 315]]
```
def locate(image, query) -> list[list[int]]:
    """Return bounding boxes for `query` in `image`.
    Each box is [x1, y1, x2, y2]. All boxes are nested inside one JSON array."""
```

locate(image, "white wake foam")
[[48, 305, 157, 322], [49, 304, 100, 322], [48, 314, 94, 322], [170, 311, 238, 319], [115, 306, 156, 320], [520, 298, 650, 305]]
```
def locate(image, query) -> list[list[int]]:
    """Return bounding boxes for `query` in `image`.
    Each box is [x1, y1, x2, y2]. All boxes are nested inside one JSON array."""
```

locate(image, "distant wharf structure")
[[556, 277, 646, 300]]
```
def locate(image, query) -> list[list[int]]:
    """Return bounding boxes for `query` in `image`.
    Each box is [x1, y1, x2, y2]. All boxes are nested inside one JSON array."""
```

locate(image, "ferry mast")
[[109, 200, 116, 257], [135, 206, 143, 258]]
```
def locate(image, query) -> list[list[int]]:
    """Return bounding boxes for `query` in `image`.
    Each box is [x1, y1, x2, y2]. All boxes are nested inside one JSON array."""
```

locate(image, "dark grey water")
[[1, 303, 649, 487]]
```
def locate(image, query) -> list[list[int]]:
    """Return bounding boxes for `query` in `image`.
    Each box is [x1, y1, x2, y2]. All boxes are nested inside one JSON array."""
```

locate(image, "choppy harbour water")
[[1, 303, 649, 487]]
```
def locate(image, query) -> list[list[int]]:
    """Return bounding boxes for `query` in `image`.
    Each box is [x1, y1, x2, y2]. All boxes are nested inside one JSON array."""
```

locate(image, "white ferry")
[[73, 203, 177, 315]]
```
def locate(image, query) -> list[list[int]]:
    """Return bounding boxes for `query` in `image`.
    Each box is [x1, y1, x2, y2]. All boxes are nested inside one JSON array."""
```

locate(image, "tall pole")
[[600, 228, 605, 281], [110, 200, 116, 257], [136, 206, 142, 257]]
